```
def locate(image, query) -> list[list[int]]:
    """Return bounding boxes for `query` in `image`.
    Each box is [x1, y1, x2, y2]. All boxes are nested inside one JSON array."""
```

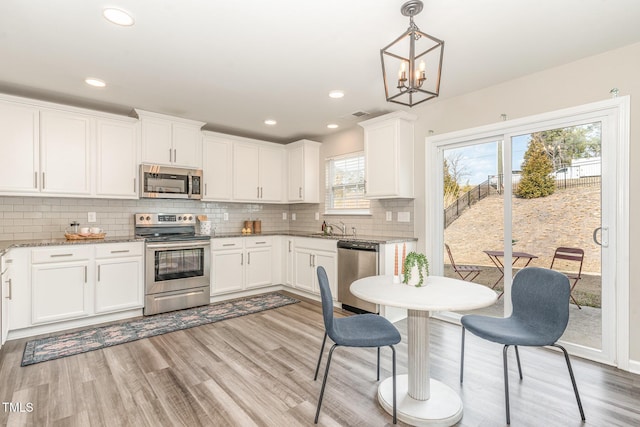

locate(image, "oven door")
[[145, 241, 210, 294]]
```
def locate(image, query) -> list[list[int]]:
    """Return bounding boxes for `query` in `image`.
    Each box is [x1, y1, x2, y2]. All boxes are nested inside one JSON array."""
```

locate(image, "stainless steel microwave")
[[140, 164, 203, 199]]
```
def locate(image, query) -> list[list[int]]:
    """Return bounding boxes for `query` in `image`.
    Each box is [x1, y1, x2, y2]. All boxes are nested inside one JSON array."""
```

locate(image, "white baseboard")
[[627, 359, 640, 374]]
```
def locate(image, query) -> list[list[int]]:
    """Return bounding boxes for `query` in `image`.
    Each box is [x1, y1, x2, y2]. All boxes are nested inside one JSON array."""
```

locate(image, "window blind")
[[325, 152, 370, 212]]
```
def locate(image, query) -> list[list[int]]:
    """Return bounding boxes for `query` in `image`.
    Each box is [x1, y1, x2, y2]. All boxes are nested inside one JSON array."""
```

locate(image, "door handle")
[[299, 187, 302, 198], [257, 186, 260, 198], [593, 227, 609, 247], [84, 266, 87, 283], [5, 278, 11, 300], [174, 149, 177, 163], [247, 252, 251, 265], [42, 172, 45, 189], [288, 241, 292, 252], [309, 254, 312, 267], [97, 265, 101, 282], [241, 253, 244, 265], [34, 172, 38, 188], [169, 148, 172, 162]]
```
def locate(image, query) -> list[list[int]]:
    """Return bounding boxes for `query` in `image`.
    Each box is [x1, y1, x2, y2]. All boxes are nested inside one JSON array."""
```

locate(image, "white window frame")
[[325, 151, 370, 215]]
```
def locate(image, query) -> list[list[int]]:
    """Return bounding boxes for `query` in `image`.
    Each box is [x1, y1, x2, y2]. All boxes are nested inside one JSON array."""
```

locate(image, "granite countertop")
[[0, 235, 144, 256], [210, 230, 417, 244], [0, 231, 415, 256]]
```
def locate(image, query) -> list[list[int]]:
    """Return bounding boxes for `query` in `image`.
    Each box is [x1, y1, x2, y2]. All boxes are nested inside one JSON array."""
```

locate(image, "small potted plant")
[[402, 252, 429, 287]]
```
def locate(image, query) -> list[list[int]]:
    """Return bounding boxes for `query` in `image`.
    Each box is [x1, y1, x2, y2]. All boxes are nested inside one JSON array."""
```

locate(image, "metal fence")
[[444, 175, 601, 228]]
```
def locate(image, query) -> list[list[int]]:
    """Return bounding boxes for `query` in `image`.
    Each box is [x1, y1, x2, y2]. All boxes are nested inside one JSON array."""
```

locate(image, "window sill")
[[324, 209, 372, 216]]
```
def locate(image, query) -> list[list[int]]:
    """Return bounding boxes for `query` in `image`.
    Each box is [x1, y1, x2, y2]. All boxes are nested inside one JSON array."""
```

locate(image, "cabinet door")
[[211, 250, 245, 295], [96, 118, 138, 198], [259, 146, 284, 202], [287, 145, 304, 201], [0, 102, 39, 194], [32, 261, 91, 324], [314, 251, 338, 300], [40, 110, 92, 195], [141, 118, 173, 165], [95, 257, 143, 314], [233, 143, 260, 201], [172, 123, 202, 168], [293, 248, 314, 293], [285, 239, 294, 286], [364, 122, 397, 198], [245, 247, 272, 289], [203, 136, 233, 200]]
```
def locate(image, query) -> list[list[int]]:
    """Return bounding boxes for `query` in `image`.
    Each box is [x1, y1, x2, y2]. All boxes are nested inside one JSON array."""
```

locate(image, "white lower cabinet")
[[292, 238, 337, 299], [31, 246, 92, 324], [211, 237, 274, 295], [94, 243, 144, 314]]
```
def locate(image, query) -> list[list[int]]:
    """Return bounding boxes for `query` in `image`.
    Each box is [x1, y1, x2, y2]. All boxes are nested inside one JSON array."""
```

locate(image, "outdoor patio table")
[[350, 275, 497, 426], [483, 250, 538, 297]]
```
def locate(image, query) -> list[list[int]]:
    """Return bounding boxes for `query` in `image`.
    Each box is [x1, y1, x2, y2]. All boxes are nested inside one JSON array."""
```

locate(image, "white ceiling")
[[1, 0, 639, 143]]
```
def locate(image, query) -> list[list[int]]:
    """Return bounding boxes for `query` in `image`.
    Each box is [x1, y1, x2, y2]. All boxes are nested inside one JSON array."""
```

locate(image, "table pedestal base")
[[378, 375, 463, 426]]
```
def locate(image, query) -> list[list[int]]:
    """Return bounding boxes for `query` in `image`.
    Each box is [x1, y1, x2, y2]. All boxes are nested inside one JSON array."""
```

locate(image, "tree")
[[516, 136, 556, 198], [443, 159, 460, 208], [534, 124, 601, 171]]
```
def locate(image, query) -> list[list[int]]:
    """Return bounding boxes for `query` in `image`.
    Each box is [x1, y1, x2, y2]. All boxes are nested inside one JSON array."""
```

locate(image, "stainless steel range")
[[135, 213, 210, 315]]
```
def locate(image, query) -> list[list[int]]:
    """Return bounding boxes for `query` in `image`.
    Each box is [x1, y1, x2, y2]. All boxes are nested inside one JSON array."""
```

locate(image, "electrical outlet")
[[88, 212, 96, 223], [386, 211, 392, 221], [315, 212, 320, 221], [223, 212, 229, 221], [282, 212, 288, 220], [292, 213, 297, 221]]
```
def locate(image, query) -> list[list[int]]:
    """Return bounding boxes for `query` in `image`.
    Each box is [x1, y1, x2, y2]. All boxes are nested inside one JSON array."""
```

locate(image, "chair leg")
[[390, 345, 397, 424], [570, 279, 582, 309], [377, 347, 381, 381], [315, 344, 338, 424], [503, 345, 511, 425], [314, 332, 327, 381], [460, 326, 466, 383], [553, 344, 586, 421], [514, 345, 523, 380]]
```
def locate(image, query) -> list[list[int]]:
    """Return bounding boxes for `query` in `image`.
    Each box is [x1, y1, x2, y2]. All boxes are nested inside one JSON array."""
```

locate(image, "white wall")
[[411, 41, 640, 362]]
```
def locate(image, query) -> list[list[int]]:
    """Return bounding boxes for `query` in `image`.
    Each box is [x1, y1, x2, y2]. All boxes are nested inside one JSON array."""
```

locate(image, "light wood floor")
[[1, 293, 639, 426]]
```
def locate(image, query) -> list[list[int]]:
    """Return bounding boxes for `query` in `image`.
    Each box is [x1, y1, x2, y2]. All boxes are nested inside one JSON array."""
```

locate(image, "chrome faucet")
[[327, 221, 346, 237]]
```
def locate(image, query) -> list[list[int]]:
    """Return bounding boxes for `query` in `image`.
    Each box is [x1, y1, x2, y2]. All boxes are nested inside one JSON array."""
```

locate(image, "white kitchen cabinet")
[[31, 246, 92, 324], [137, 109, 205, 168], [4, 248, 30, 332], [40, 109, 93, 195], [211, 237, 274, 295], [96, 117, 139, 198], [233, 142, 285, 202], [293, 238, 337, 298], [94, 243, 144, 314], [202, 132, 233, 201], [1, 254, 12, 345], [211, 238, 245, 295], [287, 139, 320, 203], [358, 111, 417, 199], [0, 101, 40, 194], [245, 239, 273, 289]]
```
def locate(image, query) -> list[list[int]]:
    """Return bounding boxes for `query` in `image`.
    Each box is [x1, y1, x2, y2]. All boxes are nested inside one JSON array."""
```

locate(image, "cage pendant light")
[[381, 0, 444, 107]]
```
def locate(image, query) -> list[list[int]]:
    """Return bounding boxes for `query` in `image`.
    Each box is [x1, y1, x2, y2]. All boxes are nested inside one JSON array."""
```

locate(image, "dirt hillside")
[[444, 185, 601, 273]]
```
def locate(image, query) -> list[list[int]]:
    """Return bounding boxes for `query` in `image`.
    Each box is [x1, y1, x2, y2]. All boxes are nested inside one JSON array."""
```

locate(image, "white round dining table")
[[350, 275, 498, 426]]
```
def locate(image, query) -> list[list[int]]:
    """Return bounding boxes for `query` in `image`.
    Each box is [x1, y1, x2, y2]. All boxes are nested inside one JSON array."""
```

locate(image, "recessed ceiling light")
[[103, 8, 135, 26], [264, 119, 277, 126], [329, 90, 345, 99], [85, 78, 106, 88], [327, 124, 339, 129]]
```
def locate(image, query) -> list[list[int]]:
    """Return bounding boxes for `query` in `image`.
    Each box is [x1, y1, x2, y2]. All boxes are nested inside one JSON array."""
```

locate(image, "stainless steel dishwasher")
[[337, 240, 379, 313]]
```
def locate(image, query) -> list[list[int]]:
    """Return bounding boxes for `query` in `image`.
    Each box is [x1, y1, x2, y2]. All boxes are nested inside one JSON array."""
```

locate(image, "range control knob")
[[145, 216, 151, 221], [188, 216, 193, 220], [178, 216, 182, 221], [139, 216, 144, 221]]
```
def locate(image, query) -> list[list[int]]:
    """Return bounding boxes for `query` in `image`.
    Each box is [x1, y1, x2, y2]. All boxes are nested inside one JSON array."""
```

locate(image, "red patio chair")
[[550, 247, 585, 309], [445, 243, 482, 281]]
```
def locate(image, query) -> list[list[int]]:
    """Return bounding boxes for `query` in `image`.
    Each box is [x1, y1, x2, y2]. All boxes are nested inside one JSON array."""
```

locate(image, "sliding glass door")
[[430, 98, 628, 366]]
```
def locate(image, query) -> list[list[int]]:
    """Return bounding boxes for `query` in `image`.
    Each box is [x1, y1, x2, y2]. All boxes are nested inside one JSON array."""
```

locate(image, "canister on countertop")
[[244, 220, 253, 233], [253, 220, 262, 234]]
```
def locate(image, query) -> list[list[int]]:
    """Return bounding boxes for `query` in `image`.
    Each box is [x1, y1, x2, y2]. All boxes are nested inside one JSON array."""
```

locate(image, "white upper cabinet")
[[287, 139, 320, 203], [137, 109, 205, 168], [233, 141, 284, 202], [202, 132, 233, 201], [39, 109, 92, 195], [0, 101, 39, 194], [96, 117, 139, 198], [358, 111, 417, 199]]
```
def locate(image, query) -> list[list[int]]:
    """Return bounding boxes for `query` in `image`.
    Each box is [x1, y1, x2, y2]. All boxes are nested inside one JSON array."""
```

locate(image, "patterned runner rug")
[[21, 292, 299, 366]]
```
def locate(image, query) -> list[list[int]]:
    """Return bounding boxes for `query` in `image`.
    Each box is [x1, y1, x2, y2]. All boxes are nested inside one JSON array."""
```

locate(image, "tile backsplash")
[[0, 196, 414, 241]]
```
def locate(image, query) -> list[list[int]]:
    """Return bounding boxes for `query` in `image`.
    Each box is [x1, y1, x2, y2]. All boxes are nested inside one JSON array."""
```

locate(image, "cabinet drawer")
[[211, 237, 243, 250], [95, 242, 143, 259], [245, 236, 273, 248], [32, 246, 92, 263], [295, 238, 337, 253]]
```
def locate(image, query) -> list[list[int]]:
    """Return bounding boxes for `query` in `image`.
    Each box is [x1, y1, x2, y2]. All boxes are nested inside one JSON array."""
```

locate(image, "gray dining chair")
[[459, 267, 585, 424], [313, 266, 401, 424]]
